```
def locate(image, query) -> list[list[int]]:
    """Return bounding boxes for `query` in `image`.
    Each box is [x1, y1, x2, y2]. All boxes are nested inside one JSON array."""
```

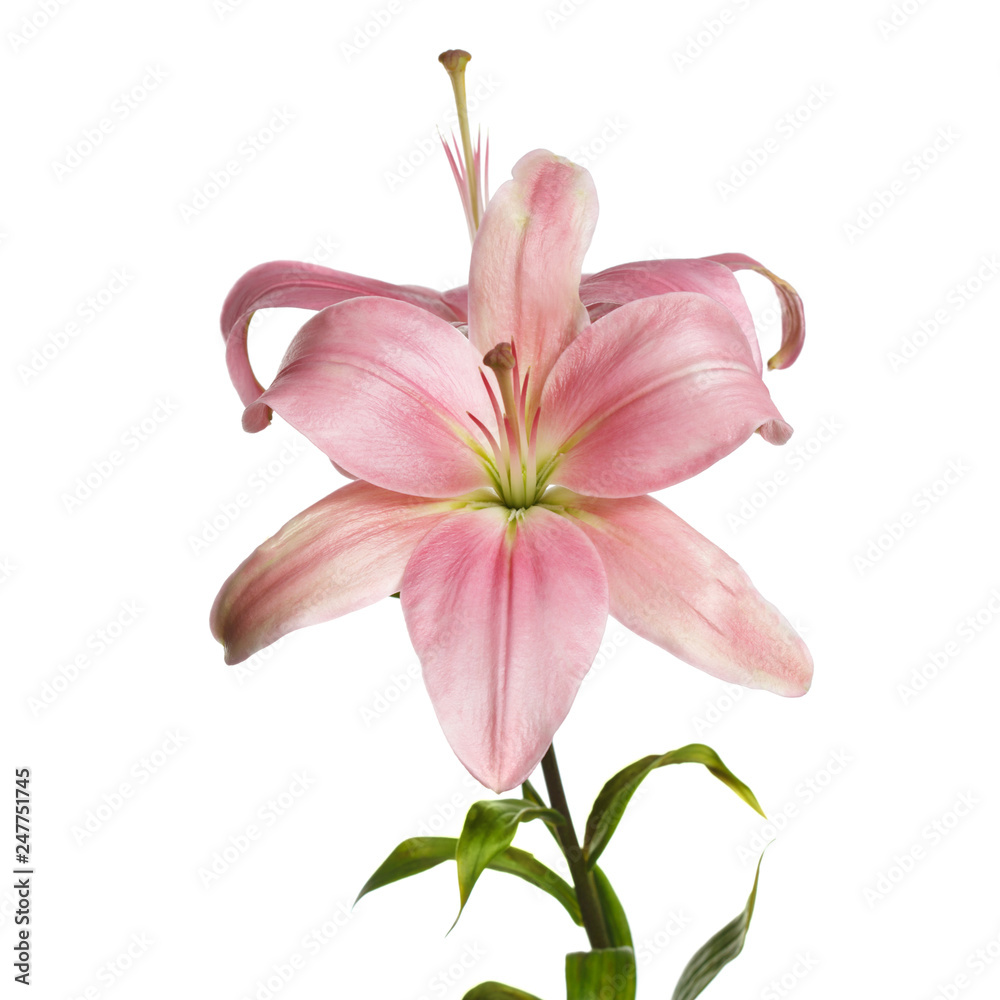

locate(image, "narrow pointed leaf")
[[584, 744, 764, 869], [464, 983, 545, 1000], [489, 845, 582, 926], [671, 853, 764, 1000], [592, 866, 633, 949], [566, 947, 636, 1000], [356, 836, 582, 926], [355, 836, 456, 903], [456, 799, 564, 922]]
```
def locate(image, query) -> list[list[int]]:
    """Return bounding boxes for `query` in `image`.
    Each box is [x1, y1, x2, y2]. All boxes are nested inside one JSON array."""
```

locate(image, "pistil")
[[480, 342, 544, 510]]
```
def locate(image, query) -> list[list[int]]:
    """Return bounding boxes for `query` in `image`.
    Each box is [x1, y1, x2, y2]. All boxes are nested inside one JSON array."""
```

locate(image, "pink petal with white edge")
[[540, 292, 792, 498], [579, 257, 763, 374], [550, 489, 812, 696], [256, 297, 493, 498], [468, 149, 598, 395], [401, 504, 608, 792], [220, 261, 463, 431], [211, 481, 454, 665], [708, 253, 805, 369]]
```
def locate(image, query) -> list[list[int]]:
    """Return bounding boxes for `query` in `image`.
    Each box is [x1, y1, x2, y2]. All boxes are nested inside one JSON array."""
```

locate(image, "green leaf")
[[592, 866, 632, 949], [355, 836, 456, 903], [463, 983, 545, 1000], [356, 836, 581, 926], [565, 947, 636, 1000], [456, 799, 564, 924], [583, 744, 765, 869], [671, 853, 764, 1000], [490, 845, 582, 926]]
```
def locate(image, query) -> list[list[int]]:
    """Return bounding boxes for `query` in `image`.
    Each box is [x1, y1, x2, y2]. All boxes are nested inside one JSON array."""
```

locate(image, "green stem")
[[541, 744, 611, 950]]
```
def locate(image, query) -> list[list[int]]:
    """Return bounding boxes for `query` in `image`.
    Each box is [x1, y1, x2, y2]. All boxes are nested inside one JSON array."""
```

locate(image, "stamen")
[[466, 411, 505, 498], [438, 49, 481, 235], [483, 343, 521, 451], [516, 367, 531, 462], [481, 131, 490, 204], [526, 407, 541, 503], [502, 416, 523, 507], [479, 371, 512, 500], [478, 343, 550, 509], [440, 133, 474, 241], [466, 410, 501, 464]]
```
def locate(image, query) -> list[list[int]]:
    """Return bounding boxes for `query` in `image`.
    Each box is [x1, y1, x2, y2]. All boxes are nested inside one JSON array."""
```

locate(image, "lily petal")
[[579, 257, 763, 373], [441, 284, 469, 322], [210, 481, 454, 665], [708, 253, 805, 369], [401, 504, 608, 792], [256, 297, 493, 498], [220, 261, 463, 431], [549, 489, 812, 696], [468, 149, 597, 394], [540, 292, 792, 498]]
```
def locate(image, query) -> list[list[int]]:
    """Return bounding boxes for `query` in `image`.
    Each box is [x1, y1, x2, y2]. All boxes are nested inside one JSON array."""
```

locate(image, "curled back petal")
[[255, 297, 493, 498], [540, 292, 792, 498], [220, 261, 463, 431], [579, 257, 763, 374], [708, 253, 805, 369]]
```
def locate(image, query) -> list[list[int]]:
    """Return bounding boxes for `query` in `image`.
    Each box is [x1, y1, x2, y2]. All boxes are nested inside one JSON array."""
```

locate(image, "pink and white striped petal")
[[256, 297, 494, 498], [220, 261, 464, 431], [579, 257, 763, 373], [210, 481, 455, 665], [551, 490, 812, 696], [540, 292, 792, 498], [401, 504, 608, 792], [468, 149, 598, 395]]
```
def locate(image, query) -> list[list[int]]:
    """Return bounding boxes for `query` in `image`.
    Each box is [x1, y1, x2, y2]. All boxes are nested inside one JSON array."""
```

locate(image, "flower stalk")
[[541, 744, 612, 950]]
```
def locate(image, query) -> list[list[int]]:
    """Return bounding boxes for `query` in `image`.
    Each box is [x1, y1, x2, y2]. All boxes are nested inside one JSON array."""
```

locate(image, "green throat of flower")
[[470, 341, 558, 511]]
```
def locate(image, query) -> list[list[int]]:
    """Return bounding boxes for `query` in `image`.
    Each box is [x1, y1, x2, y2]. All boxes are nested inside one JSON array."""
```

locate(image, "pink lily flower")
[[212, 149, 812, 793]]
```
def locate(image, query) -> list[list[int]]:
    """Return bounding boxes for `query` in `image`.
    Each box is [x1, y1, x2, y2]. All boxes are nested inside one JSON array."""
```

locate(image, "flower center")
[[468, 342, 556, 510]]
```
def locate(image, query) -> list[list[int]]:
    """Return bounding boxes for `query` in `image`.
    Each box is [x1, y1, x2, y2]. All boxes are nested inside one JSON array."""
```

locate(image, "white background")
[[5, 0, 1000, 997]]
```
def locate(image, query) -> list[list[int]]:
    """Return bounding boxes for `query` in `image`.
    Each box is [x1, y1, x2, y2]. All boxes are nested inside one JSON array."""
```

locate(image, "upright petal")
[[220, 261, 462, 431], [708, 253, 805, 369], [468, 149, 597, 394], [255, 297, 493, 498], [540, 292, 792, 498], [550, 490, 812, 696], [211, 481, 454, 665], [401, 505, 608, 792], [579, 257, 763, 373]]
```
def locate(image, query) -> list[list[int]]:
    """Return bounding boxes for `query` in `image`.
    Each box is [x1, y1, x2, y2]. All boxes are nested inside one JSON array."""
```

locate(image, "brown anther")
[[482, 343, 515, 372], [438, 49, 472, 74]]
